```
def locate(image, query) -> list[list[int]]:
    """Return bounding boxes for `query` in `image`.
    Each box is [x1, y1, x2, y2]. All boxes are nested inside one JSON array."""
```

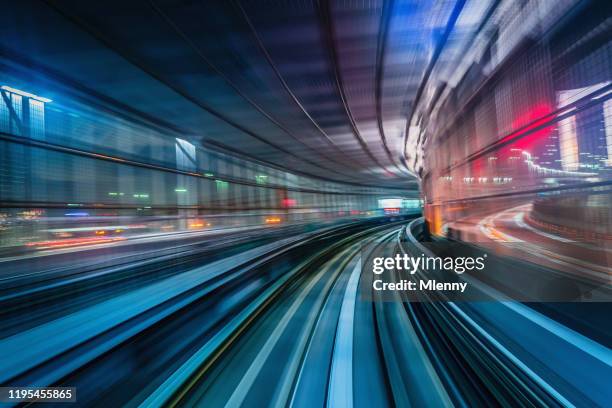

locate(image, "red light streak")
[[281, 198, 296, 207]]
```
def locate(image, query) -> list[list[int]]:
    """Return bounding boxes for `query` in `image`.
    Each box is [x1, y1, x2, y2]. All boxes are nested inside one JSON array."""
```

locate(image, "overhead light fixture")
[[1, 85, 53, 103]]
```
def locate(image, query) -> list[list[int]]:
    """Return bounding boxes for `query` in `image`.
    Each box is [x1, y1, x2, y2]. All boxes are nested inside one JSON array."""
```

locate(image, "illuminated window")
[[29, 99, 45, 139], [175, 138, 196, 171], [1, 87, 48, 138], [605, 99, 612, 167], [0, 95, 8, 133], [558, 114, 579, 171]]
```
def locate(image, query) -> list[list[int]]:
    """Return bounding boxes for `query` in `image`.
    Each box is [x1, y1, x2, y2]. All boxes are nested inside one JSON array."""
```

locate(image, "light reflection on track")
[[0, 217, 609, 407]]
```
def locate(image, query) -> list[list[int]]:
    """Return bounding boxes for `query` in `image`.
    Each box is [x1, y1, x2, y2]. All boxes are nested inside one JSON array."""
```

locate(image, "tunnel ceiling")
[[0, 0, 483, 189]]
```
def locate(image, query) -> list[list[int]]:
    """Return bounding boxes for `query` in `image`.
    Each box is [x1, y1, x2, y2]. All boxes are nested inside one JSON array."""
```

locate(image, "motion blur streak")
[[0, 0, 611, 407]]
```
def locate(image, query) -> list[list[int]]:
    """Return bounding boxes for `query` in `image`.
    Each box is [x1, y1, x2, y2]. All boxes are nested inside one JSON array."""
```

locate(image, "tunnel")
[[0, 1, 610, 407]]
